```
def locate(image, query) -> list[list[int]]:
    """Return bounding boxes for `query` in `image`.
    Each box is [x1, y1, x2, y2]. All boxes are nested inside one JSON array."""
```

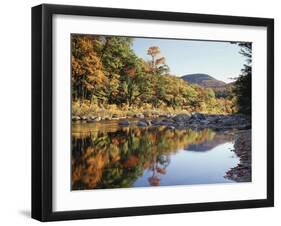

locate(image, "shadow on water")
[[71, 121, 238, 190]]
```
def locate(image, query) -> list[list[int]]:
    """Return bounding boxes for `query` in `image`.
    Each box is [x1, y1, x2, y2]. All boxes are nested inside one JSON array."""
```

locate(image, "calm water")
[[71, 120, 239, 190]]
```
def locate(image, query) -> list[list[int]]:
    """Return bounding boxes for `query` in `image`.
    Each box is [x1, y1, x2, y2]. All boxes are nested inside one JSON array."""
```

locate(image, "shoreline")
[[225, 130, 252, 182]]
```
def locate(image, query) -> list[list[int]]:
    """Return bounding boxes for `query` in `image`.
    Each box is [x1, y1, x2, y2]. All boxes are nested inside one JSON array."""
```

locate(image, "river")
[[71, 120, 239, 190]]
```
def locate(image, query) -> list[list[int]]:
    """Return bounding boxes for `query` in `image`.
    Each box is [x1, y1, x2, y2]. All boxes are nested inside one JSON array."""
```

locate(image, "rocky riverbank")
[[73, 112, 251, 131], [225, 130, 252, 182], [119, 113, 251, 131]]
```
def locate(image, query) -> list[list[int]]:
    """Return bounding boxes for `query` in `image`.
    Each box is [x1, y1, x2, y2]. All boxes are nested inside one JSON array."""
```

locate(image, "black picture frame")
[[32, 3, 274, 222]]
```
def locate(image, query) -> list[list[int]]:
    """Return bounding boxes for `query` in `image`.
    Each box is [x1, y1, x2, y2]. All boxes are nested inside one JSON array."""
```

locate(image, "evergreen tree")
[[233, 42, 252, 115]]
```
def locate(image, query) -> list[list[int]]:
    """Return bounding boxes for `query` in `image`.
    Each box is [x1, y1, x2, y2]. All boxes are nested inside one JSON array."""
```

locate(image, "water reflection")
[[72, 122, 237, 190]]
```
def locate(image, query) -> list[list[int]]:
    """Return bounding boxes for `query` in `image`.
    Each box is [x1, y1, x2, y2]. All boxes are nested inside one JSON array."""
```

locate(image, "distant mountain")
[[181, 73, 226, 88], [184, 132, 235, 152]]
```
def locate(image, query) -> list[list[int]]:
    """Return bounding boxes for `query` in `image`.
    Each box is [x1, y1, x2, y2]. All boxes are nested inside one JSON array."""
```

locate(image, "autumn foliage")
[[71, 34, 236, 115]]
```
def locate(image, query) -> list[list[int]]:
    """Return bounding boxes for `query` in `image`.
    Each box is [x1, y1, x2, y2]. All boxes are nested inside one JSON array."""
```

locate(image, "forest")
[[71, 34, 251, 118]]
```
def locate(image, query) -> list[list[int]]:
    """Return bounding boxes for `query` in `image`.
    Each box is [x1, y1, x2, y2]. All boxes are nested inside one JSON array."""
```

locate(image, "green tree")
[[233, 42, 252, 115]]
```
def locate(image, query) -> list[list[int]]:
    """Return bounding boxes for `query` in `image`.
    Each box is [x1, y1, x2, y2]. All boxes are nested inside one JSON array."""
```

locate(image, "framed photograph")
[[32, 4, 274, 221]]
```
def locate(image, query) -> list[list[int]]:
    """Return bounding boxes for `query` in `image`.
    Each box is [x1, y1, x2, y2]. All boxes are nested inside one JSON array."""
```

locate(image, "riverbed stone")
[[168, 114, 176, 118], [119, 120, 130, 126], [172, 113, 191, 122], [200, 119, 210, 124], [190, 112, 206, 121], [225, 130, 252, 182], [137, 121, 148, 127], [89, 116, 96, 120], [220, 117, 236, 126], [72, 116, 80, 121], [101, 116, 111, 120], [81, 116, 88, 120], [94, 116, 101, 122], [162, 118, 175, 123], [151, 119, 163, 125]]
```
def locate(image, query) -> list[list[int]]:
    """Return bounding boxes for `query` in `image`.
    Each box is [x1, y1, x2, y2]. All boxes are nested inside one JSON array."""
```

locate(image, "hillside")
[[181, 73, 226, 88]]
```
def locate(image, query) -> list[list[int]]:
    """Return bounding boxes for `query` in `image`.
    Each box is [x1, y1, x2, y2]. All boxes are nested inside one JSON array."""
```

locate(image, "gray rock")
[[81, 116, 88, 120], [175, 122, 185, 127], [119, 120, 130, 126], [162, 118, 175, 123], [220, 117, 237, 126], [160, 121, 176, 126], [210, 116, 222, 123], [167, 114, 176, 118], [137, 121, 148, 127], [102, 116, 111, 120], [173, 113, 191, 122], [87, 116, 102, 122], [191, 113, 206, 121], [151, 119, 163, 125], [72, 116, 80, 121], [200, 119, 210, 124], [89, 116, 96, 120], [237, 124, 251, 130], [112, 114, 119, 119], [94, 116, 101, 122], [212, 126, 229, 132]]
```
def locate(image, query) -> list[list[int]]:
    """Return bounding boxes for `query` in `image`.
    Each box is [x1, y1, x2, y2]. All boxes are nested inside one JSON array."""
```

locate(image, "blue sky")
[[132, 38, 246, 83]]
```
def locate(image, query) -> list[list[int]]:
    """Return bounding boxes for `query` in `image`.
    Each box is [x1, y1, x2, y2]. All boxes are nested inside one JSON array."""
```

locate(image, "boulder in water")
[[119, 120, 130, 126], [172, 113, 191, 122], [190, 113, 206, 121], [137, 121, 148, 127]]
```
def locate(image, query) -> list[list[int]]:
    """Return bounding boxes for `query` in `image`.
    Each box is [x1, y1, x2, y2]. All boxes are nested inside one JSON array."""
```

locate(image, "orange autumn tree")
[[71, 35, 108, 102]]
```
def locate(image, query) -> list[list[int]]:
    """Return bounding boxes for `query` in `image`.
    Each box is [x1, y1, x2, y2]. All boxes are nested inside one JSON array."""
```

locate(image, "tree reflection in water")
[[71, 124, 233, 190], [148, 155, 170, 186]]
